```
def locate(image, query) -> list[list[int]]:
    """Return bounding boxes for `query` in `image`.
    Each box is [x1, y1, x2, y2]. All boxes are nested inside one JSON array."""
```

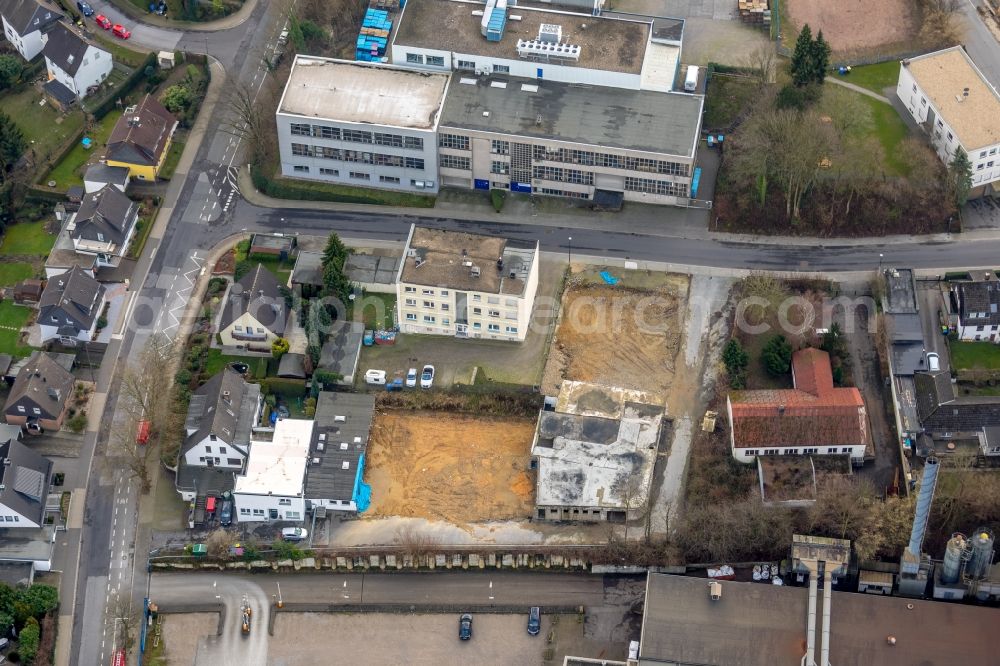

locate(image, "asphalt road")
[[961, 0, 1000, 90]]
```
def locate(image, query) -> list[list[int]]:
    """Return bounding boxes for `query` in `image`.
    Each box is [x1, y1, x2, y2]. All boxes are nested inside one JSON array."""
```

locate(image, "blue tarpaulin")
[[600, 271, 619, 285], [353, 453, 372, 512], [691, 167, 702, 198]]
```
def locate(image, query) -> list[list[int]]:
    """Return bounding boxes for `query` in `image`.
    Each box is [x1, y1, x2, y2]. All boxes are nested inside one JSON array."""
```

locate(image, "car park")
[[112, 24, 131, 39], [406, 368, 418, 388], [281, 527, 308, 542], [458, 613, 472, 640], [95, 14, 111, 29], [76, 1, 94, 16], [365, 369, 387, 385], [386, 378, 404, 392], [420, 364, 435, 389], [527, 607, 540, 635]]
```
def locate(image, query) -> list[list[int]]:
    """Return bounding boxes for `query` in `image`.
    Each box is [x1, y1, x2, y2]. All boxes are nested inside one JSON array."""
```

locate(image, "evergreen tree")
[[0, 111, 26, 182], [790, 24, 815, 87], [321, 231, 350, 272], [762, 335, 793, 377], [811, 30, 831, 84], [722, 338, 749, 389], [948, 146, 973, 208]]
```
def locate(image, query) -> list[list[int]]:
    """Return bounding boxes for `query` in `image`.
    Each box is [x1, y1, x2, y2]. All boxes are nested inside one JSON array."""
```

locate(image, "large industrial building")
[[274, 0, 704, 206]]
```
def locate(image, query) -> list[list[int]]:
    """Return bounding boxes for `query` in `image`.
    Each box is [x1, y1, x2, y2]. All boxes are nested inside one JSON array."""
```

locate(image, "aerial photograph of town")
[[2, 0, 1000, 663]]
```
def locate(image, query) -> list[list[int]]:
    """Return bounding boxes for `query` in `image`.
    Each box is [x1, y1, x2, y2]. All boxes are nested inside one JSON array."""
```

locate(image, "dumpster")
[[192, 544, 208, 557]]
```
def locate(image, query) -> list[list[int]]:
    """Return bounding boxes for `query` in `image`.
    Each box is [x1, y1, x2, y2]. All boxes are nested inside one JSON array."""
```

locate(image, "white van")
[[684, 65, 700, 92]]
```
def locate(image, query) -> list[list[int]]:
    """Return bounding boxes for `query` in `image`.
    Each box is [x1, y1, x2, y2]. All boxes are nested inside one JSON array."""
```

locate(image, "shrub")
[[175, 369, 192, 386], [18, 618, 39, 662], [271, 337, 290, 359], [722, 338, 749, 389], [66, 412, 87, 434], [762, 335, 793, 377], [490, 188, 506, 212], [161, 84, 194, 113], [775, 83, 820, 110]]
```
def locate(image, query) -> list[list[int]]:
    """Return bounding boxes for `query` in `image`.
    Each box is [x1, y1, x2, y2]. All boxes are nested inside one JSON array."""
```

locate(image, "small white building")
[[37, 266, 105, 344], [42, 22, 111, 102], [0, 0, 61, 61], [952, 279, 1000, 342], [233, 418, 313, 523], [898, 46, 1000, 197], [395, 225, 539, 341], [67, 185, 139, 268]]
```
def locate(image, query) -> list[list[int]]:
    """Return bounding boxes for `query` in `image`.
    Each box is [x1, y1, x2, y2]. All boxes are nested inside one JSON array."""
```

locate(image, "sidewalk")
[[826, 76, 890, 104], [105, 0, 258, 31], [237, 167, 1000, 247]]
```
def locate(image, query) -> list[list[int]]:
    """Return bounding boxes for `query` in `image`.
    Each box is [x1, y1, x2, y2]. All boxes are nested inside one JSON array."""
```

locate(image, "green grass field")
[[950, 341, 1000, 370], [159, 139, 186, 180], [865, 97, 911, 176], [704, 74, 757, 130], [818, 84, 911, 178], [0, 263, 35, 288], [835, 61, 900, 96], [90, 31, 150, 68], [0, 221, 57, 257], [2, 88, 84, 167], [204, 349, 269, 378], [0, 301, 35, 358], [44, 111, 122, 189]]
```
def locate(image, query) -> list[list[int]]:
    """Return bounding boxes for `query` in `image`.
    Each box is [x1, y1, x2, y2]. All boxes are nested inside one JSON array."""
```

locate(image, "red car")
[[94, 14, 111, 29], [112, 24, 131, 39]]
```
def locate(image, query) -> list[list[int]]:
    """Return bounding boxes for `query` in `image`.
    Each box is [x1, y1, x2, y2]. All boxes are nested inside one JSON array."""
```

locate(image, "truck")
[[136, 420, 151, 445], [684, 65, 700, 92]]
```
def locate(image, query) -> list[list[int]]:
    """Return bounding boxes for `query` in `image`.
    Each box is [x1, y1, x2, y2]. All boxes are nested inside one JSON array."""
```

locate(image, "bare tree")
[[744, 45, 776, 85], [393, 524, 440, 557], [113, 594, 137, 657], [206, 528, 234, 558], [119, 333, 177, 427], [107, 417, 154, 493], [918, 0, 963, 47]]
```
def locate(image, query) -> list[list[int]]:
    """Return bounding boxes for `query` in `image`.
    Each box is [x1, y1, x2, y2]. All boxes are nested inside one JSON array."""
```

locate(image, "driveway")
[[85, 0, 183, 52]]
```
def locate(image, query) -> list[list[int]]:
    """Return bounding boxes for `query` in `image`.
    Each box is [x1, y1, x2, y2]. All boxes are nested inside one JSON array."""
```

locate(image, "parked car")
[[95, 14, 111, 29], [112, 24, 131, 39], [405, 368, 418, 388], [219, 499, 233, 527], [420, 364, 435, 389], [281, 527, 308, 542], [926, 352, 940, 372], [76, 1, 94, 16], [527, 607, 541, 636], [459, 613, 473, 640], [365, 369, 387, 385], [386, 378, 404, 392]]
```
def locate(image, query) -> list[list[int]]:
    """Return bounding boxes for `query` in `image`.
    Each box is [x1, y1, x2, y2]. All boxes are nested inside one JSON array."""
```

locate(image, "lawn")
[[864, 97, 911, 176], [704, 74, 758, 130], [950, 341, 1000, 370], [90, 31, 150, 68], [0, 263, 34, 288], [0, 221, 56, 257], [1, 87, 84, 167], [204, 349, 270, 378], [159, 139, 186, 180], [835, 61, 900, 96], [44, 111, 122, 190], [0, 301, 35, 358], [352, 293, 396, 330]]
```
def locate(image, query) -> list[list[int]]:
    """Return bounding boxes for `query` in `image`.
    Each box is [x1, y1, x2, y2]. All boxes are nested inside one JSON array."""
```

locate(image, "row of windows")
[[532, 145, 689, 176], [743, 447, 855, 456], [533, 166, 593, 185], [404, 312, 517, 334], [440, 154, 471, 170], [454, 59, 509, 74], [406, 52, 445, 66], [539, 188, 590, 199], [291, 144, 426, 170], [624, 176, 688, 197], [288, 123, 424, 150], [491, 160, 510, 175], [403, 287, 451, 296], [439, 133, 470, 150]]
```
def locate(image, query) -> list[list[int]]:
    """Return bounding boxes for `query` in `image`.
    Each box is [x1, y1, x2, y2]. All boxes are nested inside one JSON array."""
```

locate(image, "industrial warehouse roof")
[[278, 56, 449, 130], [903, 46, 1000, 151], [439, 72, 702, 157], [639, 573, 1000, 666], [393, 0, 650, 75]]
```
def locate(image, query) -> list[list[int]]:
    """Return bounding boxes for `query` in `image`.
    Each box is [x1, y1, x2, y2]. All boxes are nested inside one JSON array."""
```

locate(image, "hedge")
[[250, 163, 436, 208], [90, 53, 158, 120]]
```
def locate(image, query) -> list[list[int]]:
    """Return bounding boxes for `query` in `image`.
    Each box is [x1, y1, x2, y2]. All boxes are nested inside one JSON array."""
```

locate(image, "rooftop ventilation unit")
[[516, 40, 582, 61], [334, 415, 346, 423], [538, 23, 562, 43]]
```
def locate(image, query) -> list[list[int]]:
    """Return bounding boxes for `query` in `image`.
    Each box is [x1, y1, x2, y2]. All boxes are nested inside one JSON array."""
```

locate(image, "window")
[[827, 447, 837, 453], [947, 132, 953, 141], [841, 447, 852, 453], [920, 97, 926, 106], [285, 511, 301, 520], [379, 175, 400, 184], [457, 59, 475, 70], [405, 298, 416, 306], [342, 129, 372, 144], [16, 406, 24, 413], [473, 322, 481, 329], [505, 298, 518, 307], [406, 53, 424, 64], [220, 446, 227, 454], [374, 132, 403, 147], [991, 148, 998, 155], [505, 326, 517, 334], [488, 309, 500, 317], [405, 157, 425, 170], [804, 448, 818, 454], [764, 449, 778, 455], [33, 408, 40, 415], [488, 324, 500, 332], [290, 123, 311, 136], [491, 160, 510, 175], [978, 164, 985, 170], [404, 286, 416, 293], [257, 327, 265, 334], [405, 313, 417, 321], [319, 168, 338, 176], [349, 171, 370, 181], [253, 509, 265, 515], [912, 84, 917, 92], [314, 125, 339, 140], [989, 161, 995, 168], [240, 508, 250, 515], [291, 143, 312, 156], [786, 449, 799, 455], [278, 498, 292, 505], [422, 288, 434, 295], [440, 154, 471, 170], [423, 301, 434, 308], [426, 55, 445, 66], [624, 176, 688, 198], [423, 315, 436, 323], [472, 307, 482, 315], [227, 458, 241, 465], [937, 119, 943, 128], [441, 303, 450, 311], [442, 318, 450, 325], [505, 311, 517, 320], [472, 295, 481, 302], [97, 233, 105, 243], [981, 151, 988, 158], [441, 290, 449, 296], [491, 140, 510, 155], [745, 449, 758, 456], [487, 296, 500, 304], [293, 165, 309, 173], [493, 64, 509, 73], [439, 134, 470, 150]]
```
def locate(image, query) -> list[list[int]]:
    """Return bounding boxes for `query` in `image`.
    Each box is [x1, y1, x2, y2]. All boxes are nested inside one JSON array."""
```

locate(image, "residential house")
[[106, 94, 179, 181], [37, 266, 105, 344], [304, 391, 375, 514], [952, 279, 1000, 342], [218, 264, 289, 352], [233, 418, 312, 523], [726, 348, 870, 464], [0, 0, 61, 61], [395, 225, 539, 341], [83, 163, 129, 194], [3, 351, 76, 432], [41, 22, 111, 104], [67, 185, 139, 268], [0, 427, 53, 529], [897, 46, 1000, 197], [914, 369, 1000, 457]]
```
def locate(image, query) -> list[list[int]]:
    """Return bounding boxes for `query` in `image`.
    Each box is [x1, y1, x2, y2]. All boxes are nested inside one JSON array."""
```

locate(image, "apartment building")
[[395, 225, 539, 341], [898, 46, 1000, 197]]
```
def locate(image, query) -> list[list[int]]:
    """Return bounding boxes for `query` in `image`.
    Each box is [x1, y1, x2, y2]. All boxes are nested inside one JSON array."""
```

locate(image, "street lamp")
[[567, 236, 573, 267], [276, 582, 283, 609]]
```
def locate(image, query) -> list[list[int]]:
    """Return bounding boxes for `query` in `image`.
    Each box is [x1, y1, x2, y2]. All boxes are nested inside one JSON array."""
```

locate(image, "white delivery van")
[[684, 65, 699, 92]]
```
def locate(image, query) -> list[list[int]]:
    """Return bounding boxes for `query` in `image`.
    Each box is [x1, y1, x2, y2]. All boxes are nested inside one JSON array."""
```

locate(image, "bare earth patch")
[[364, 411, 536, 524], [785, 0, 917, 53]]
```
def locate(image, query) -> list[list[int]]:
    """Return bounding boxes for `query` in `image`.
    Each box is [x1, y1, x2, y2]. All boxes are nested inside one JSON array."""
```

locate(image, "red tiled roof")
[[792, 347, 834, 397]]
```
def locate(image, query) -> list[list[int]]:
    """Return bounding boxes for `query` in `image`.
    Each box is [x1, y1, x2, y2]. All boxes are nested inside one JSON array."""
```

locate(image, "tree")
[[948, 146, 973, 208], [19, 585, 58, 619], [303, 396, 316, 417], [762, 335, 792, 376], [271, 337, 290, 359], [18, 617, 39, 663], [322, 261, 352, 307], [722, 338, 749, 389], [221, 84, 267, 164], [790, 24, 815, 87], [820, 322, 849, 364], [0, 55, 23, 90], [744, 45, 776, 85], [0, 112, 26, 183], [206, 528, 232, 557], [160, 84, 193, 113], [810, 30, 831, 84], [321, 232, 350, 272]]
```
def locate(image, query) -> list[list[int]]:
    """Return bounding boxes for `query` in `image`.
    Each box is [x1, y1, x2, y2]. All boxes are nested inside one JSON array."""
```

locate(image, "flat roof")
[[440, 72, 702, 156], [305, 392, 376, 503], [640, 573, 1000, 666], [904, 46, 1000, 150], [399, 226, 536, 295], [345, 253, 400, 286], [883, 267, 917, 314], [394, 0, 650, 75], [278, 56, 449, 130], [532, 381, 663, 510], [236, 419, 314, 497]]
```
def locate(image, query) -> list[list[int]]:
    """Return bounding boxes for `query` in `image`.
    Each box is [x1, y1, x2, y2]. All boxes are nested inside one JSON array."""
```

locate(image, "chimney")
[[778, 404, 785, 416]]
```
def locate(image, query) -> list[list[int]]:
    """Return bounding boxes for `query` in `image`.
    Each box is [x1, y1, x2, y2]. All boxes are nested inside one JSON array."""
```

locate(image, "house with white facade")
[[67, 185, 139, 268], [898, 46, 1000, 197], [0, 0, 61, 61], [37, 266, 105, 344], [233, 418, 312, 523], [727, 348, 870, 464], [41, 22, 111, 103], [952, 278, 1000, 342], [175, 368, 262, 502], [0, 426, 53, 529], [395, 225, 539, 341], [305, 391, 375, 514], [218, 264, 289, 352]]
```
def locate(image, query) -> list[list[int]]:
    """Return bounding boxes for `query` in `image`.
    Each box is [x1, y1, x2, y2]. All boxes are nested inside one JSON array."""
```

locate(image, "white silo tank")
[[942, 533, 967, 585], [967, 529, 995, 581]]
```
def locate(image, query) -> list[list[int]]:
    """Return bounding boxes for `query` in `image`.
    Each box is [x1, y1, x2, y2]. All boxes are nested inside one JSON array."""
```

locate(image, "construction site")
[[363, 411, 537, 524]]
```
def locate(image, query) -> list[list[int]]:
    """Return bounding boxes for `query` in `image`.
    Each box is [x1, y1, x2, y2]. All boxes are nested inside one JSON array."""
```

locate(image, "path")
[[825, 76, 891, 104]]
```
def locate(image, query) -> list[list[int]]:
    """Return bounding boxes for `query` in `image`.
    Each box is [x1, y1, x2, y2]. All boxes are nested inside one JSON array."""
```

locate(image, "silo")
[[966, 530, 995, 581], [941, 533, 967, 585]]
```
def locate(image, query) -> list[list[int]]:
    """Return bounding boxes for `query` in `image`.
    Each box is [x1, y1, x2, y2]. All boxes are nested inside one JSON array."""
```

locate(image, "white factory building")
[[897, 46, 1000, 197]]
